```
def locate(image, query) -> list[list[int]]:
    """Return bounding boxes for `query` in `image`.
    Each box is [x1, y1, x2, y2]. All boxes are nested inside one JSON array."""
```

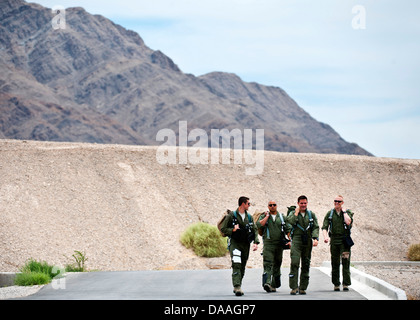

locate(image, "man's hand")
[[233, 224, 240, 232], [322, 229, 329, 243], [343, 211, 351, 226], [313, 239, 318, 247], [252, 243, 258, 251], [259, 211, 270, 226]]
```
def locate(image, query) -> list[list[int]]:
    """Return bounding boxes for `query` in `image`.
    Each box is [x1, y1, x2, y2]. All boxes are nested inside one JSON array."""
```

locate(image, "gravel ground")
[[0, 140, 419, 300], [355, 264, 420, 300], [1, 264, 418, 300], [0, 285, 44, 300]]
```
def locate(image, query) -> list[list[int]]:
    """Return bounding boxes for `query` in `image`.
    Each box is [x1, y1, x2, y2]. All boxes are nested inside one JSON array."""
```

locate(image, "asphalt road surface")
[[19, 267, 367, 300]]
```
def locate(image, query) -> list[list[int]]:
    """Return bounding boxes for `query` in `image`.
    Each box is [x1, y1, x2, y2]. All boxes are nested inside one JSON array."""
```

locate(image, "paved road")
[[20, 267, 367, 300]]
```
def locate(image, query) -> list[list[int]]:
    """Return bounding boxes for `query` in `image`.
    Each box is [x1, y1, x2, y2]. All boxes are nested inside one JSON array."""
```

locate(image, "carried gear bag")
[[328, 209, 354, 248], [217, 209, 232, 237], [253, 210, 266, 236]]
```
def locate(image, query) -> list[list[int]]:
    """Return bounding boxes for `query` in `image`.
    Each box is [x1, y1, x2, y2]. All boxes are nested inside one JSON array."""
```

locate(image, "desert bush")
[[180, 222, 228, 257], [14, 271, 51, 286], [20, 258, 56, 278], [407, 243, 420, 261], [65, 250, 88, 272]]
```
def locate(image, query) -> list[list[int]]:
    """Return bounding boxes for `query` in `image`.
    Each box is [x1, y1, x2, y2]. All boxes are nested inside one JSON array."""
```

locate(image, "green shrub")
[[65, 250, 88, 272], [180, 222, 228, 257], [20, 259, 56, 279], [407, 243, 420, 261], [14, 271, 51, 286], [65, 264, 84, 272], [14, 259, 62, 286]]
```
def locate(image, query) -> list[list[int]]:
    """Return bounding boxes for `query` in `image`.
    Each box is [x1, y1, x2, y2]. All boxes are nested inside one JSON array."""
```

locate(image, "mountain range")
[[0, 0, 372, 156]]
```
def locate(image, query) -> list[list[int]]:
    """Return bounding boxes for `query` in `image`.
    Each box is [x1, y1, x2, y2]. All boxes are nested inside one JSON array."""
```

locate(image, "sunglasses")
[[334, 200, 343, 203], [268, 204, 277, 207]]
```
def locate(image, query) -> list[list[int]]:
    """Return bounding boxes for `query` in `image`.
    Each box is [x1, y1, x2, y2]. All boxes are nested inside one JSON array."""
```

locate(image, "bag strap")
[[232, 210, 238, 226], [296, 210, 313, 233], [342, 210, 351, 235], [247, 212, 253, 225], [307, 210, 313, 226], [279, 213, 285, 224], [266, 217, 270, 239], [279, 213, 286, 234], [264, 212, 285, 239], [233, 210, 253, 229], [328, 209, 334, 234], [329, 209, 351, 236]]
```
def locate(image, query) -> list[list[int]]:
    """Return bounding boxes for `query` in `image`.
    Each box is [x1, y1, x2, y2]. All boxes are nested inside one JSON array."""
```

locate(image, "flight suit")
[[220, 209, 259, 289], [286, 210, 319, 291], [322, 209, 354, 287], [257, 212, 292, 290]]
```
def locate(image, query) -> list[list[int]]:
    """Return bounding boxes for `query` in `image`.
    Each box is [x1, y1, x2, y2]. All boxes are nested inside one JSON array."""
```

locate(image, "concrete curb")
[[320, 261, 407, 300], [0, 272, 18, 287], [350, 266, 407, 300]]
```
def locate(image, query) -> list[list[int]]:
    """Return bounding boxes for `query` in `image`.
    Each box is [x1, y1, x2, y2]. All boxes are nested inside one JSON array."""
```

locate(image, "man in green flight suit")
[[220, 196, 259, 296], [322, 195, 354, 291], [257, 200, 292, 292], [286, 195, 319, 295]]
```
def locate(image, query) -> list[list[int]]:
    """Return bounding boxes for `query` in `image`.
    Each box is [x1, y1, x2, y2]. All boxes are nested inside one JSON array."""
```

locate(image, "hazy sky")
[[33, 0, 420, 159]]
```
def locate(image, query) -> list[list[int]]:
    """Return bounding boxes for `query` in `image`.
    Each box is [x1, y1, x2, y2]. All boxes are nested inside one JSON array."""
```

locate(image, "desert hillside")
[[0, 139, 419, 272]]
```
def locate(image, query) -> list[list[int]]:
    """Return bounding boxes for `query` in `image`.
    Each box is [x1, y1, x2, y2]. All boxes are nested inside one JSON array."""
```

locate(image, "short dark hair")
[[297, 195, 308, 203], [238, 196, 250, 206]]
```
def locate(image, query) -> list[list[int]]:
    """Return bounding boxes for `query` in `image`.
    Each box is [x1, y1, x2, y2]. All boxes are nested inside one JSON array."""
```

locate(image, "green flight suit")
[[286, 210, 319, 291], [322, 209, 354, 287], [257, 212, 292, 289], [220, 209, 260, 288]]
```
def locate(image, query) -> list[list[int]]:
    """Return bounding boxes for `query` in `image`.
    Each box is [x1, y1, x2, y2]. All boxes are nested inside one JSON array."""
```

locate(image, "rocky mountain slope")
[[0, 139, 418, 273], [0, 0, 371, 155]]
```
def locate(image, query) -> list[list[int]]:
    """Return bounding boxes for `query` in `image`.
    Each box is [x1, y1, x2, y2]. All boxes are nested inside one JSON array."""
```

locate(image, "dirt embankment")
[[1, 139, 419, 273]]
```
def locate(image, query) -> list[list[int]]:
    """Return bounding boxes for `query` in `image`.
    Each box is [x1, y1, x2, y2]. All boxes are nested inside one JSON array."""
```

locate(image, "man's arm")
[[220, 213, 235, 237], [343, 210, 353, 226], [321, 212, 330, 243], [257, 212, 270, 227]]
